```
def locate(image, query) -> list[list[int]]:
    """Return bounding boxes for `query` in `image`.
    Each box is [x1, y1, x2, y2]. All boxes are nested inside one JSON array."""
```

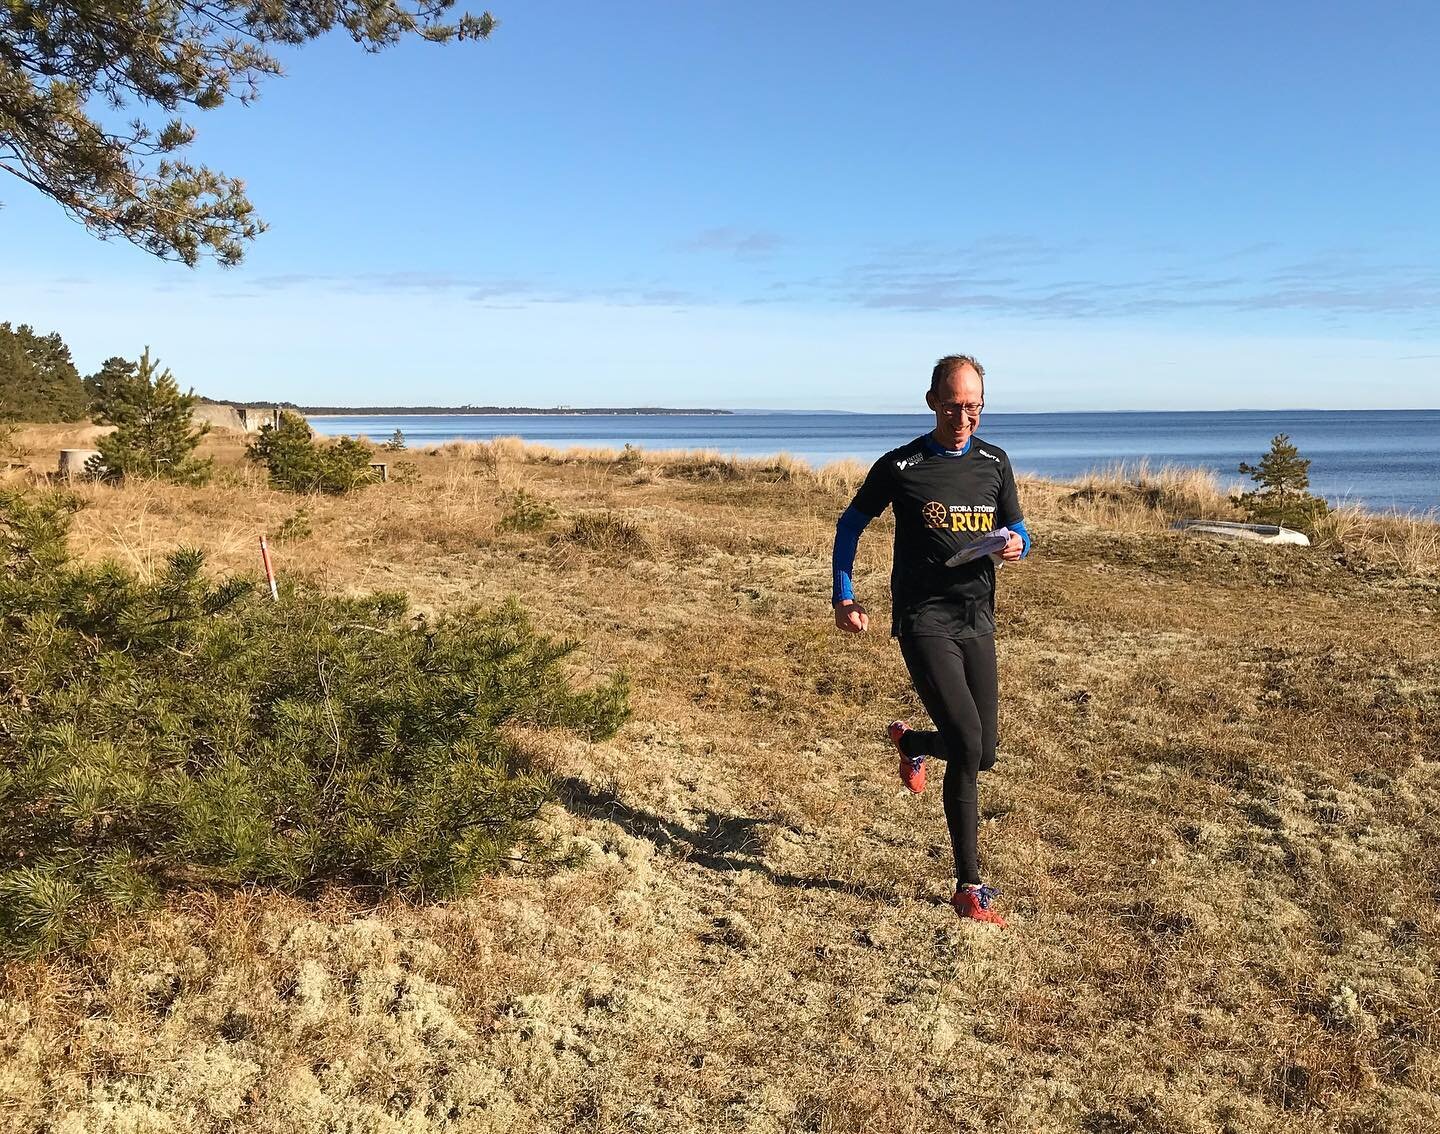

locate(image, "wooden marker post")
[[259, 535, 279, 601]]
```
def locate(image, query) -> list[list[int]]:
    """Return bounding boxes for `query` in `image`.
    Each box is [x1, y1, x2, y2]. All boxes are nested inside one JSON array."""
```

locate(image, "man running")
[[831, 355, 1030, 928]]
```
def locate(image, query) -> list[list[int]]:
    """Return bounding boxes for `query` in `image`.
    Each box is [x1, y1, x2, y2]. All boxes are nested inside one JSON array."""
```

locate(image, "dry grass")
[[2, 427, 1438, 1133], [1312, 504, 1440, 578], [563, 511, 650, 560], [418, 437, 869, 496], [1055, 459, 1245, 532], [2, 419, 113, 467]]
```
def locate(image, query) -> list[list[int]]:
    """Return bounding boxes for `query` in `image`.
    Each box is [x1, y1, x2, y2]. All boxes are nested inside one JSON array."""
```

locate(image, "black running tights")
[[896, 632, 999, 886]]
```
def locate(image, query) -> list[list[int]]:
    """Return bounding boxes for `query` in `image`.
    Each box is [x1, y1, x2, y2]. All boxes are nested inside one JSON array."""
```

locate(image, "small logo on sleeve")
[[977, 448, 1001, 463]]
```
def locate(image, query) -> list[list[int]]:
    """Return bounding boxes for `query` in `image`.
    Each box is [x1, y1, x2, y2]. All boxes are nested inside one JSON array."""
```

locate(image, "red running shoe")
[[951, 883, 1006, 928], [888, 720, 925, 793]]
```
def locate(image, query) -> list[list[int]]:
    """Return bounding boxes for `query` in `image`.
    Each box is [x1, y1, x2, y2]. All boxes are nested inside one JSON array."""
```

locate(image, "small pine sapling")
[[1235, 433, 1330, 531], [498, 488, 557, 532], [90, 348, 212, 483], [247, 411, 378, 494]]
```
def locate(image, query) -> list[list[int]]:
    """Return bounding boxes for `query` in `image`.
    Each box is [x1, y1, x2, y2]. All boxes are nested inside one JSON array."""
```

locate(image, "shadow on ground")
[[555, 775, 917, 905]]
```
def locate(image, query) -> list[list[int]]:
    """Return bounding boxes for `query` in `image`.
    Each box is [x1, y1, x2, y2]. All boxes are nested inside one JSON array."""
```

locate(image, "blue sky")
[[3, 1, 1438, 410]]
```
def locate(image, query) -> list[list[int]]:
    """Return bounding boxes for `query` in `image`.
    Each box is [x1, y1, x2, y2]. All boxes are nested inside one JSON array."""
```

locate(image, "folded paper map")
[[945, 527, 1013, 567]]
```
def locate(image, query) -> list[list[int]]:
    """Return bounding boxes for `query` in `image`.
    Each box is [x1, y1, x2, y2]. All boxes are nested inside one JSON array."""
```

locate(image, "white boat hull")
[[1171, 520, 1311, 546]]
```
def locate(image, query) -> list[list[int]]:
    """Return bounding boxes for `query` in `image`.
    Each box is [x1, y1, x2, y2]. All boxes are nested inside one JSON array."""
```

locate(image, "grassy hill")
[[1, 427, 1436, 1133]]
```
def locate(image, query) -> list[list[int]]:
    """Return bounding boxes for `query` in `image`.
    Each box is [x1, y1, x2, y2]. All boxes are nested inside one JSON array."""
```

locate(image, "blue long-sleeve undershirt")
[[832, 505, 871, 605], [1013, 518, 1031, 557], [832, 434, 1030, 605]]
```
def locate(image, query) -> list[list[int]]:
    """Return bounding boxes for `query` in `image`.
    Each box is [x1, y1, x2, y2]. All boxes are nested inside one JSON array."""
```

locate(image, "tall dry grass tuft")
[[812, 457, 868, 497], [9, 420, 114, 454], [565, 510, 648, 556], [425, 434, 534, 472], [1060, 459, 1244, 531], [1312, 504, 1440, 575]]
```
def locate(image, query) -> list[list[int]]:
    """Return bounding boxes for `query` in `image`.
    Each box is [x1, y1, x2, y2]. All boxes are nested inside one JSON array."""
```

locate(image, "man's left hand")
[[1000, 531, 1025, 562]]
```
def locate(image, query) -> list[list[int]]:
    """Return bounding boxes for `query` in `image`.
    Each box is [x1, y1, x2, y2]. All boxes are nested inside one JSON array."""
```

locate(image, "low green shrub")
[[0, 421, 22, 460], [0, 490, 629, 952], [498, 488, 557, 533], [616, 442, 643, 467], [274, 506, 313, 543], [662, 456, 745, 482], [390, 459, 421, 485], [247, 412, 378, 494]]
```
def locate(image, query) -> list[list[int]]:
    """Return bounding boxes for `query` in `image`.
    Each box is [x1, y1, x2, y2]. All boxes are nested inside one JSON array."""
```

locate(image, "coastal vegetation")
[[0, 424, 1435, 1132], [0, 488, 627, 952], [89, 349, 213, 485], [0, 323, 192, 437], [0, 323, 87, 423], [1236, 433, 1331, 532], [0, 0, 496, 264], [497, 487, 558, 533], [246, 412, 378, 495], [0, 322, 734, 425]]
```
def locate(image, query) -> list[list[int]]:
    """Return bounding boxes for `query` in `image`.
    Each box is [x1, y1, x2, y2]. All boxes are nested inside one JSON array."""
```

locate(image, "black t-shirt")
[[849, 434, 1023, 638]]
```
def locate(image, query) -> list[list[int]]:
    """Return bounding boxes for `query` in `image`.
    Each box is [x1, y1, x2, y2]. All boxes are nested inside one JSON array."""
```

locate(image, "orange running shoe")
[[888, 720, 925, 793], [951, 883, 1006, 928]]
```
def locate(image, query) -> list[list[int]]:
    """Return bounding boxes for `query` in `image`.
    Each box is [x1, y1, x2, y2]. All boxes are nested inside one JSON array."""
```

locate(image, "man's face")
[[925, 364, 985, 448]]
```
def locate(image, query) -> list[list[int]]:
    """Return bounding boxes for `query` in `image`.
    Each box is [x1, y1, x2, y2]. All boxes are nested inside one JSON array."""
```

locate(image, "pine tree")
[[84, 356, 139, 414], [1235, 434, 1329, 530], [91, 348, 212, 483], [383, 429, 407, 451], [247, 412, 377, 494], [2, 0, 495, 265], [1238, 433, 1312, 498], [0, 489, 629, 952], [0, 323, 88, 422]]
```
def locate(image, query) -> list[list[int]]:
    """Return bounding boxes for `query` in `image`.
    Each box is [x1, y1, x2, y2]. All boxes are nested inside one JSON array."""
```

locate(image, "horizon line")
[[296, 405, 1440, 416]]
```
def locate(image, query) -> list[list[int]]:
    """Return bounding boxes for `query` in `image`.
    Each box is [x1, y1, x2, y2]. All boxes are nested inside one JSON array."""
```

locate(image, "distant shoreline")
[[294, 407, 1438, 417], [302, 407, 1439, 513], [294, 407, 731, 417]]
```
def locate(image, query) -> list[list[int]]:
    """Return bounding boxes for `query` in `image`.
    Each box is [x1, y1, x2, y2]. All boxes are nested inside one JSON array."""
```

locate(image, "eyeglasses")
[[937, 401, 984, 417]]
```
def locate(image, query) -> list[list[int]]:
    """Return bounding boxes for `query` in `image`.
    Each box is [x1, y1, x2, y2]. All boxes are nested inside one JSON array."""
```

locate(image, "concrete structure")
[[57, 449, 104, 479], [193, 403, 286, 433]]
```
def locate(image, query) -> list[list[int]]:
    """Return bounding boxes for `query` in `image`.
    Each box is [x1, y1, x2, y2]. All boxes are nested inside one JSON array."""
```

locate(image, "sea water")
[[310, 409, 1440, 513]]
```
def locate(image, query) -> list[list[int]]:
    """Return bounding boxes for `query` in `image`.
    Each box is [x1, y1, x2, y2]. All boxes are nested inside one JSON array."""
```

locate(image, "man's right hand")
[[834, 599, 869, 634]]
